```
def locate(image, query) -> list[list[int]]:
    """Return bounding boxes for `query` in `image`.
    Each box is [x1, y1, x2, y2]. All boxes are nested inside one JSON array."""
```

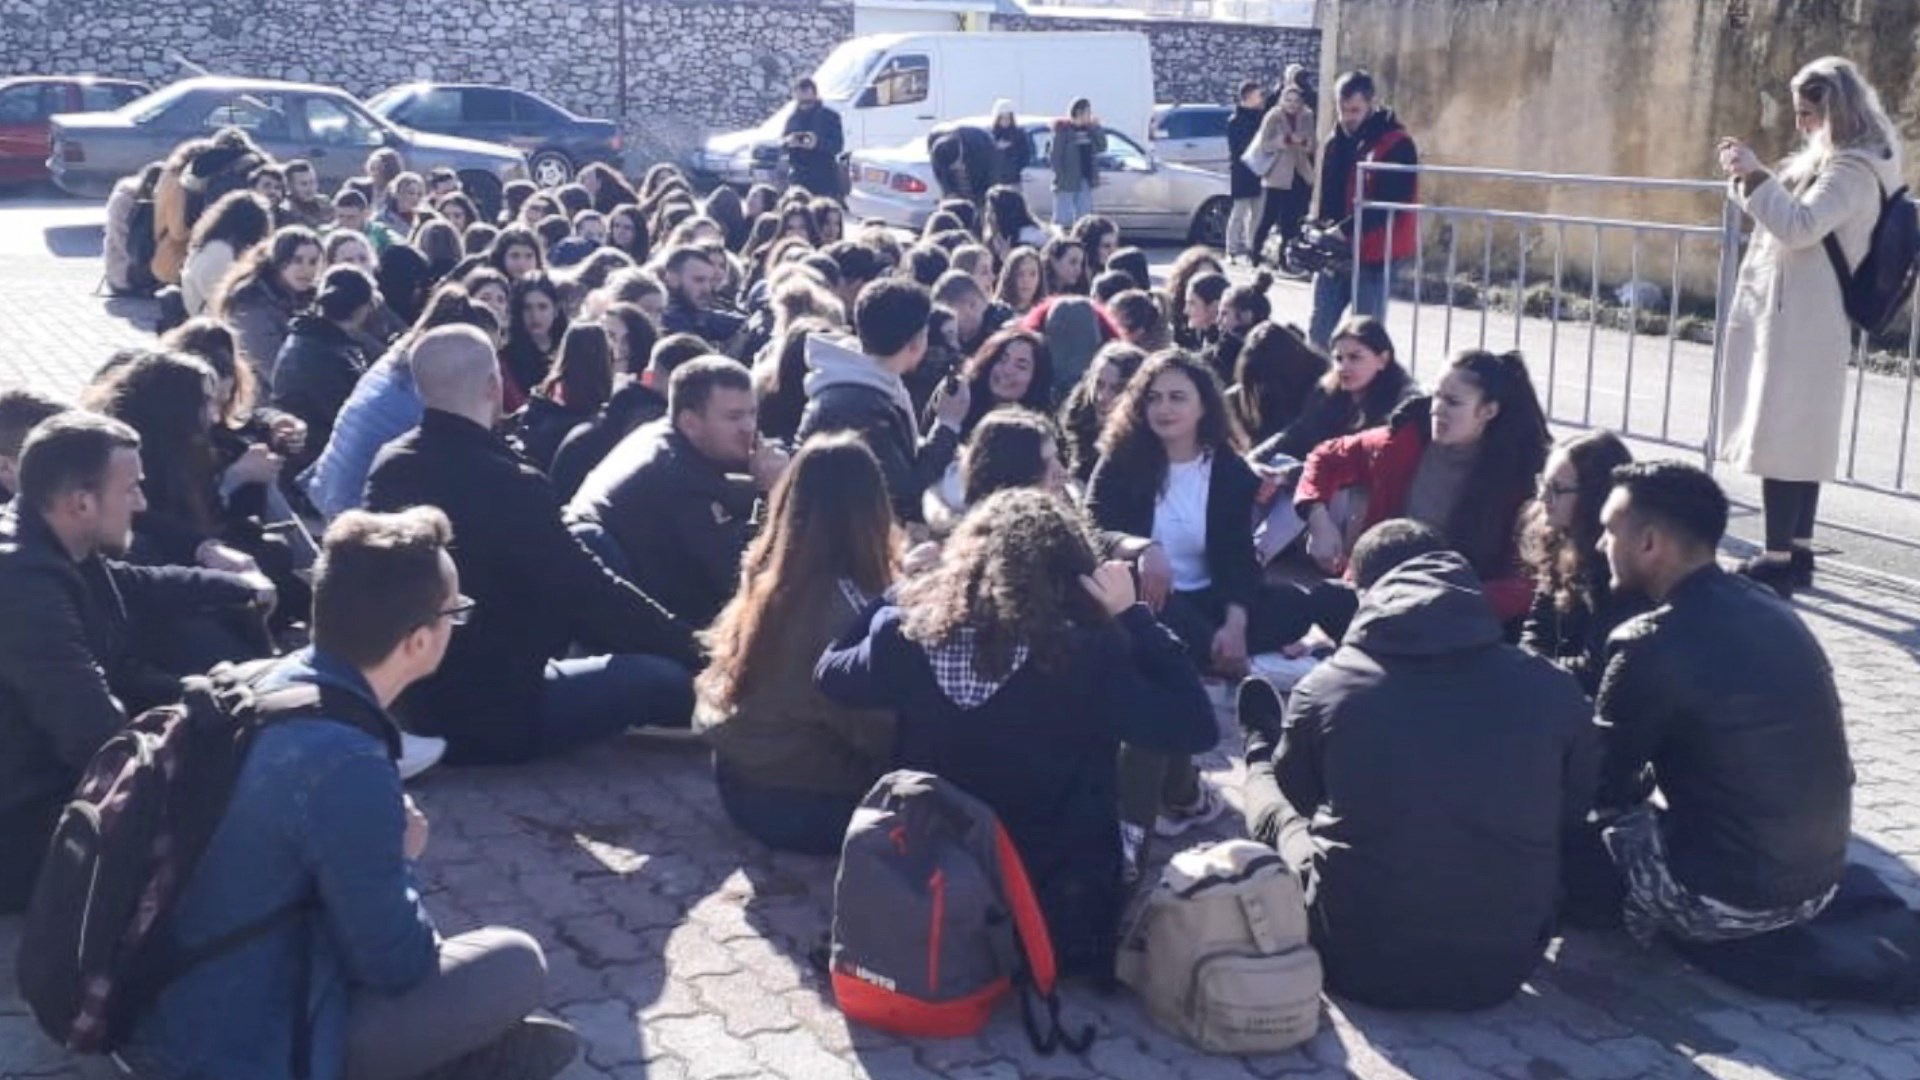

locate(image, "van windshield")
[[812, 40, 885, 101]]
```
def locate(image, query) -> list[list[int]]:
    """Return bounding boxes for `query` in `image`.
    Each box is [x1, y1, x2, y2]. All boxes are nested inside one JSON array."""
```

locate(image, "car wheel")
[[1190, 196, 1231, 249], [460, 172, 504, 223], [529, 151, 574, 189]]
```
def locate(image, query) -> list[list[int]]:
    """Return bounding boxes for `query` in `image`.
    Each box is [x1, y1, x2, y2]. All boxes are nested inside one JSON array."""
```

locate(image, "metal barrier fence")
[[1351, 161, 1920, 507]]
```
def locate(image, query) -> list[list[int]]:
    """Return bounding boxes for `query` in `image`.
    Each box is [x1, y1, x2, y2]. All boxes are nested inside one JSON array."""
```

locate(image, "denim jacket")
[[122, 648, 437, 1080], [299, 350, 424, 520]]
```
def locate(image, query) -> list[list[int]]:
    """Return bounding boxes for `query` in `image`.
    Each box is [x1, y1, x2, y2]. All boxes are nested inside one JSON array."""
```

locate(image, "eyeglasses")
[[438, 595, 477, 627], [1539, 482, 1579, 500]]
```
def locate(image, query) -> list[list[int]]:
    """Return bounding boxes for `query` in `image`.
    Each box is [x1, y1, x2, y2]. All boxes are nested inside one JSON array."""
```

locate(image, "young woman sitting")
[[1059, 341, 1146, 485], [816, 487, 1213, 977], [1228, 321, 1329, 446], [1294, 348, 1552, 627], [500, 272, 568, 413], [1249, 314, 1418, 465], [514, 323, 614, 473], [701, 435, 899, 854], [1520, 429, 1647, 695]]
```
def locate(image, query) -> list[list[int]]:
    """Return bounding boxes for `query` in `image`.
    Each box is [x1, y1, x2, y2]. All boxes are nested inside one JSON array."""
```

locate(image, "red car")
[[0, 75, 149, 185]]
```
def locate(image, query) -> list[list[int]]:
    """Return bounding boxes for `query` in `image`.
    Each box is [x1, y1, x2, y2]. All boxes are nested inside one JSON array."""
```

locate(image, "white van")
[[694, 31, 1154, 187]]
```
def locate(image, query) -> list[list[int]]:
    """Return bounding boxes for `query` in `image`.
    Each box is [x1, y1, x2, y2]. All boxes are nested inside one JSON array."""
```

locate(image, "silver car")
[[1150, 104, 1233, 174], [48, 77, 527, 214], [846, 116, 1230, 246]]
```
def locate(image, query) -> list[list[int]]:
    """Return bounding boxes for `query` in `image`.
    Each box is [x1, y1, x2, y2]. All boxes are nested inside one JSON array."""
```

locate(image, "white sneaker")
[[397, 731, 447, 781], [1154, 780, 1227, 838]]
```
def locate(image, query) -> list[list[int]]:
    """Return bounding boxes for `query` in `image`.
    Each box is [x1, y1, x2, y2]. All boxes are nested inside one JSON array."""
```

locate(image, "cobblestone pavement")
[[6, 197, 1920, 1080]]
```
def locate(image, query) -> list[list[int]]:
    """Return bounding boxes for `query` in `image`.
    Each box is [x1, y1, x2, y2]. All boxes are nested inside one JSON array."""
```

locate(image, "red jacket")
[[1018, 295, 1121, 340], [1294, 407, 1532, 621]]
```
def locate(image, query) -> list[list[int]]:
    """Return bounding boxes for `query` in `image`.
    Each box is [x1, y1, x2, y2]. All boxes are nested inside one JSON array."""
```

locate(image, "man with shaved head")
[[365, 326, 700, 765]]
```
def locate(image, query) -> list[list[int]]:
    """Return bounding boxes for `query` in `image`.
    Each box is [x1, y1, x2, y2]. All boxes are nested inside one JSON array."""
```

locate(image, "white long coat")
[[1716, 147, 1903, 482]]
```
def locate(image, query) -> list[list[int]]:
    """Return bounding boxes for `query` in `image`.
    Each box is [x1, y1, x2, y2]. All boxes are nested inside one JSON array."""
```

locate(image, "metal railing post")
[[1704, 198, 1743, 475]]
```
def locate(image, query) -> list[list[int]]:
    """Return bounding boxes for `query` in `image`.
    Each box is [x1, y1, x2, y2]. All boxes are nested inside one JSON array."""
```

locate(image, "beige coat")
[[1717, 147, 1902, 482], [1256, 105, 1316, 191]]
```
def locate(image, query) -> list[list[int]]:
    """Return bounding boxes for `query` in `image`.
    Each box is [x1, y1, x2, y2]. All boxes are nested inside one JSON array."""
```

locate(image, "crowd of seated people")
[[0, 102, 1873, 1079]]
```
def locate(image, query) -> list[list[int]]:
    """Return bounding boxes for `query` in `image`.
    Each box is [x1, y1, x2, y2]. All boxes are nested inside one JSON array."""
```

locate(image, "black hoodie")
[[1274, 552, 1596, 1009]]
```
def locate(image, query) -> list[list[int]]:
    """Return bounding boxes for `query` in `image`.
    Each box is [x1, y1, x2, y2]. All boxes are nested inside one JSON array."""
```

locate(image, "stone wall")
[[1323, 0, 1920, 298], [3, 0, 857, 164], [4, 0, 1319, 166], [989, 11, 1322, 105]]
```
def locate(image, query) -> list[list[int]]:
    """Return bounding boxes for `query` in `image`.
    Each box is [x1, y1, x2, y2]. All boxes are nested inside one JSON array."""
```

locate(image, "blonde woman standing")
[[1717, 56, 1902, 598], [1252, 83, 1317, 269]]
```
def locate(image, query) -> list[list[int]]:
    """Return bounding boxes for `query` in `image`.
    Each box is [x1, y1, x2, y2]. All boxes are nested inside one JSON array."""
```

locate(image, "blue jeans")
[[1309, 262, 1391, 349], [1053, 187, 1095, 230], [537, 655, 694, 757]]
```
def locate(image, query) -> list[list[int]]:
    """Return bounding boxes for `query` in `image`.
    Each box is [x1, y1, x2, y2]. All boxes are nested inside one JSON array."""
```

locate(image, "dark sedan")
[[366, 83, 621, 189], [0, 76, 147, 185], [48, 77, 527, 215]]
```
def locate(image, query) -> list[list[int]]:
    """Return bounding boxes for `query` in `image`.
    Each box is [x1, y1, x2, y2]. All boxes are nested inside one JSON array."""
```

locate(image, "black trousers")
[[1761, 479, 1821, 552], [1254, 185, 1311, 265]]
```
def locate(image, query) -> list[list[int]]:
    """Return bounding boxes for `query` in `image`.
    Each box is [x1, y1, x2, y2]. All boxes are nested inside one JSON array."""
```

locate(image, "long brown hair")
[[161, 317, 255, 428], [537, 323, 615, 411], [214, 225, 321, 316], [1097, 349, 1245, 490], [1521, 429, 1633, 613], [898, 488, 1107, 678], [698, 435, 897, 709]]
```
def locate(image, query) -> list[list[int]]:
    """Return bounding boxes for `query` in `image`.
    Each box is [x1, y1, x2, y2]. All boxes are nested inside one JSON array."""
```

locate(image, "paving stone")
[[647, 1014, 760, 1080], [692, 970, 801, 1037]]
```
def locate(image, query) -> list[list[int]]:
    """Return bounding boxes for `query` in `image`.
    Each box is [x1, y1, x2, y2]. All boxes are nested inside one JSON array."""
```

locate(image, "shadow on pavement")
[[44, 223, 103, 259]]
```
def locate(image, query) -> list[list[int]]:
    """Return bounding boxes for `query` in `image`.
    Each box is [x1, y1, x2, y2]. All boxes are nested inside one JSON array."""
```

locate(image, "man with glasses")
[[121, 506, 580, 1080], [365, 325, 700, 766]]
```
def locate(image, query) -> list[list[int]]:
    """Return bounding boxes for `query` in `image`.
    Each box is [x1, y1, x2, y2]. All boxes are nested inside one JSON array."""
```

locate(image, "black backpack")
[[15, 659, 398, 1070], [1823, 177, 1920, 337], [119, 176, 161, 298]]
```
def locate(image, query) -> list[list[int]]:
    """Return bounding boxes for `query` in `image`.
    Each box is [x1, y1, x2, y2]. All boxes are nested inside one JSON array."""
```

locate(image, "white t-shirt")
[[1153, 455, 1214, 592]]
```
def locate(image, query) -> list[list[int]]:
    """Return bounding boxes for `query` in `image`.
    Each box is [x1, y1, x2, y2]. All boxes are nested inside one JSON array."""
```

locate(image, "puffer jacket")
[[271, 315, 369, 475]]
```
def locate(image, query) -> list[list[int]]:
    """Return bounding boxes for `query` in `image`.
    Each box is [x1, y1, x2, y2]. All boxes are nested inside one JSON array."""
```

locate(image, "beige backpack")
[[1114, 839, 1322, 1054]]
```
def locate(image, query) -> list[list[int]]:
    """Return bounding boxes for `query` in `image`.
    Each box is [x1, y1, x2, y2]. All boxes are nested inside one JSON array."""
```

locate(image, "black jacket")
[[549, 382, 667, 502], [795, 339, 960, 526], [1276, 553, 1595, 1009], [1594, 565, 1852, 910], [1084, 448, 1261, 610], [1250, 365, 1418, 464], [271, 314, 369, 475], [1312, 108, 1417, 242], [818, 601, 1214, 977], [1520, 567, 1651, 698], [568, 420, 759, 630], [364, 410, 698, 765], [783, 103, 846, 197], [1227, 104, 1265, 199], [989, 120, 1032, 187], [928, 126, 998, 203], [509, 395, 593, 475], [0, 507, 254, 823]]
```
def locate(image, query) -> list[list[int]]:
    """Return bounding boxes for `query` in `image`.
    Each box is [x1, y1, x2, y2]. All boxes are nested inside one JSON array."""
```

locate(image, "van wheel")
[[460, 172, 504, 222], [530, 151, 575, 189], [1190, 197, 1231, 249]]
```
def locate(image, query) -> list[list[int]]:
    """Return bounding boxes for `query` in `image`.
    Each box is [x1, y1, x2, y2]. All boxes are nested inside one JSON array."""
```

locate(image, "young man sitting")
[[121, 507, 577, 1080], [364, 326, 699, 766], [0, 412, 268, 912], [1584, 462, 1852, 944], [568, 357, 787, 629], [795, 278, 969, 528], [1240, 519, 1596, 1010]]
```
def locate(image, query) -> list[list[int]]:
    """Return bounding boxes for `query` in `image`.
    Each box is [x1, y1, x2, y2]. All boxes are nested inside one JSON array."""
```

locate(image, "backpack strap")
[[219, 661, 404, 763], [993, 823, 1094, 1056]]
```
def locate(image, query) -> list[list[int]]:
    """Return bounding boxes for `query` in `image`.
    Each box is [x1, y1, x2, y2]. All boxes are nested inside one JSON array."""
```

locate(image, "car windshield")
[[364, 87, 407, 113], [123, 82, 195, 124], [812, 40, 885, 101]]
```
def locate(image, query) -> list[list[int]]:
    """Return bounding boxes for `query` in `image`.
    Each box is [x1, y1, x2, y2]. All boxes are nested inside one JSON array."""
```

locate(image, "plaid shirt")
[[922, 627, 1030, 709]]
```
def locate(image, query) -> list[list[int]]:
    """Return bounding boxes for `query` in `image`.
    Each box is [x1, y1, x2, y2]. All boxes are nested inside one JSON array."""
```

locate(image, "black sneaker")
[[417, 1015, 579, 1080], [1735, 555, 1797, 599], [1236, 676, 1288, 747]]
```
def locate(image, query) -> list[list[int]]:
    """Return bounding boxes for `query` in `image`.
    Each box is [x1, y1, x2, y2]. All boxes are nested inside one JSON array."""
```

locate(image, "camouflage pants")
[[1603, 806, 1835, 945]]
